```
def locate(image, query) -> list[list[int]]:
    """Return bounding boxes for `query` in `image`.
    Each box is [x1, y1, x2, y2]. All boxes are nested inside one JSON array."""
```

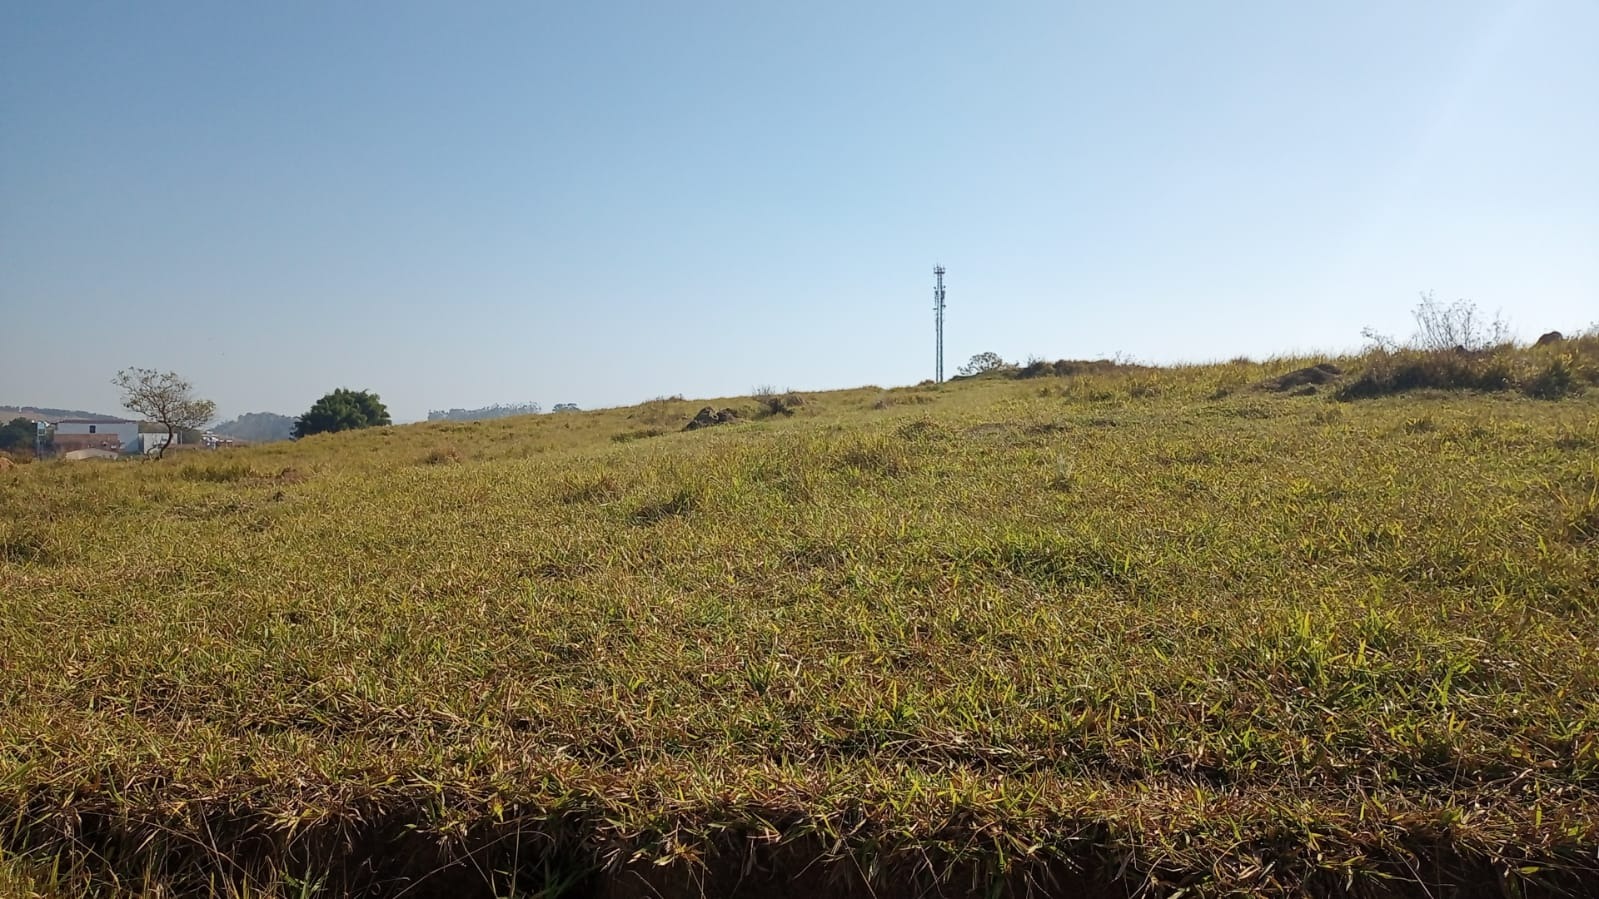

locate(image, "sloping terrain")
[[2, 358, 1597, 897]]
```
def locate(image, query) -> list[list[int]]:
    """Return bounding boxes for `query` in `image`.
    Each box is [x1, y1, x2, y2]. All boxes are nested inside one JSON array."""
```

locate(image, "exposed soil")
[[7, 815, 1585, 899]]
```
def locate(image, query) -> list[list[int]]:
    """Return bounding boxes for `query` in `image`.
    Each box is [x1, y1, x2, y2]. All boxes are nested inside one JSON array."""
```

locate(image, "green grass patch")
[[1, 359, 1597, 897]]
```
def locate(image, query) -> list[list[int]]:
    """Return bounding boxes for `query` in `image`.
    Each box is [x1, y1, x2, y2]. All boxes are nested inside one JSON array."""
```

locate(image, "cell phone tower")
[[933, 265, 947, 383]]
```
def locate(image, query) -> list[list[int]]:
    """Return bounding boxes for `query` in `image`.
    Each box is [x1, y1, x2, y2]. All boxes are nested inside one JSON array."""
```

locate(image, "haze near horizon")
[[3, 1, 1596, 422]]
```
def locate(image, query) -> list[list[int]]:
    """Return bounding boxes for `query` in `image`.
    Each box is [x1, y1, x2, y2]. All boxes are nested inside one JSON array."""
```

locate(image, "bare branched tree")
[[959, 352, 1007, 377], [112, 368, 216, 459], [1362, 292, 1513, 354], [1409, 292, 1511, 352]]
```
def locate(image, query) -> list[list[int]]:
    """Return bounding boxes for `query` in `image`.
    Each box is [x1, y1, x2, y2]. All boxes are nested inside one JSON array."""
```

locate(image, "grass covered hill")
[[2, 346, 1598, 898]]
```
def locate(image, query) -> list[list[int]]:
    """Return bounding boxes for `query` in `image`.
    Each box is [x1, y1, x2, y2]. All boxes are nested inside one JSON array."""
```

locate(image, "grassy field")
[[2, 349, 1598, 897]]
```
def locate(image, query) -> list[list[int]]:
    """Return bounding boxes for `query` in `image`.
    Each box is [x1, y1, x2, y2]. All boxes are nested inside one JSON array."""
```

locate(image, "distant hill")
[[427, 402, 542, 422], [212, 412, 296, 443], [0, 405, 125, 423]]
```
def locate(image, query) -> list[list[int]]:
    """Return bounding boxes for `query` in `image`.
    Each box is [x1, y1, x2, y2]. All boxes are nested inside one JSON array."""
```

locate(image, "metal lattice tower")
[[933, 265, 947, 383]]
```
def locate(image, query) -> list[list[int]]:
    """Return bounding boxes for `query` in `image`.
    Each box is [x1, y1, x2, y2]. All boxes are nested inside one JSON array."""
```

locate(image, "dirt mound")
[[1537, 330, 1566, 346], [1263, 363, 1343, 393], [683, 407, 741, 431]]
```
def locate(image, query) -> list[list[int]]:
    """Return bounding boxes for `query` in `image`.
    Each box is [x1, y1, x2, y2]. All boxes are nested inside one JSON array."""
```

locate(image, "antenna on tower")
[[933, 265, 947, 383]]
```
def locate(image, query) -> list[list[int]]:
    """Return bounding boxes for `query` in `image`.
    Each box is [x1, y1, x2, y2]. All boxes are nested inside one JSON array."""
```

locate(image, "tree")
[[112, 368, 216, 459], [0, 417, 36, 453], [212, 412, 296, 443], [293, 388, 391, 438], [426, 402, 542, 422], [958, 351, 1007, 377]]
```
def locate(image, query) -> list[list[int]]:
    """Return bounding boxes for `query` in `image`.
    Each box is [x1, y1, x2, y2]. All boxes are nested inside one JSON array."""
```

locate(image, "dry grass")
[[2, 355, 1597, 897], [1338, 333, 1599, 400]]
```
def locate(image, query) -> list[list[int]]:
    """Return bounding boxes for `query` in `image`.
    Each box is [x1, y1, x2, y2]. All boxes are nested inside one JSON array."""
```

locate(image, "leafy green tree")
[[293, 389, 391, 438], [0, 417, 37, 452], [112, 368, 217, 459]]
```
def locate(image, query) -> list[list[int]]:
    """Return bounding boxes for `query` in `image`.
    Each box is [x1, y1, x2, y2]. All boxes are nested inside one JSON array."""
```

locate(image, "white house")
[[54, 419, 140, 454]]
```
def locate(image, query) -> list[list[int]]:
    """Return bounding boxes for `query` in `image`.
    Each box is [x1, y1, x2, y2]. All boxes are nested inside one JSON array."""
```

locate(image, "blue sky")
[[3, 1, 1595, 422]]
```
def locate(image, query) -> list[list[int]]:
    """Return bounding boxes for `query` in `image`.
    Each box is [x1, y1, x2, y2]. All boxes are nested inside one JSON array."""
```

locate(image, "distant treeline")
[[427, 402, 543, 422], [0, 405, 123, 422], [212, 412, 296, 443]]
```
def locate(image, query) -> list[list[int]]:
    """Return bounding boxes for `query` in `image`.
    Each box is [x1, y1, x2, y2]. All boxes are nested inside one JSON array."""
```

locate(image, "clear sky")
[[3, 1, 1596, 422]]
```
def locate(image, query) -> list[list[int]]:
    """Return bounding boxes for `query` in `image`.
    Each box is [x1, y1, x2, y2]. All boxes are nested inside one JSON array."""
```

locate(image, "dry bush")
[[1339, 295, 1579, 399], [1339, 349, 1515, 399], [1409, 292, 1511, 352], [1525, 355, 1584, 400], [422, 446, 463, 464], [754, 387, 806, 417], [1014, 358, 1143, 379]]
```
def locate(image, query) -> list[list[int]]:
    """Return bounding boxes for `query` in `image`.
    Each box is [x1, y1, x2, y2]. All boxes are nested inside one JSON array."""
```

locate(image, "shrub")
[[1015, 358, 1059, 379], [755, 388, 805, 417], [1526, 356, 1583, 400], [1362, 292, 1511, 354], [1409, 292, 1511, 352], [294, 388, 391, 438], [1343, 300, 1599, 400], [958, 352, 1007, 377], [637, 396, 686, 426], [1345, 294, 1522, 399], [1013, 358, 1144, 379], [1338, 349, 1516, 399]]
